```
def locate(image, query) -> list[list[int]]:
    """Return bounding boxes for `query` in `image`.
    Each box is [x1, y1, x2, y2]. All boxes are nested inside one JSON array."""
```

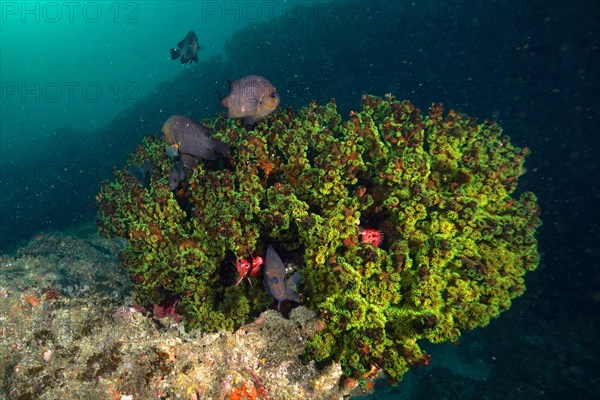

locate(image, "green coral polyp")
[[96, 95, 540, 382]]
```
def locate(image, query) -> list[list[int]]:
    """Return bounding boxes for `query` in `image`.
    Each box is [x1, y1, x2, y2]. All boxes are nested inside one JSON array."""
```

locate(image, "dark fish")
[[171, 30, 200, 64], [220, 75, 280, 124], [264, 245, 301, 310], [168, 160, 186, 190], [88, 243, 112, 256], [162, 115, 230, 167], [127, 160, 153, 188]]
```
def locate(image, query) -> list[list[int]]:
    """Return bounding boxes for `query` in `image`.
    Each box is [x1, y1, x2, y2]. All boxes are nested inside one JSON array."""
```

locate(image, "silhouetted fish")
[[264, 245, 301, 310], [171, 30, 200, 64], [168, 160, 186, 190], [127, 160, 153, 188], [220, 75, 280, 124], [162, 115, 230, 167]]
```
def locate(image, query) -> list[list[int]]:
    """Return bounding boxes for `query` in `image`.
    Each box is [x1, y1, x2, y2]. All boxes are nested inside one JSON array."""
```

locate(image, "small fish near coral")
[[264, 245, 301, 310], [127, 159, 153, 188], [170, 30, 200, 64], [220, 75, 280, 124], [162, 115, 230, 167], [168, 159, 186, 190], [128, 158, 187, 191]]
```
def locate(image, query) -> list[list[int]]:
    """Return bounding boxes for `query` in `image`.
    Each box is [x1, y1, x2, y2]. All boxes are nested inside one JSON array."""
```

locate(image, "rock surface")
[[0, 227, 364, 399]]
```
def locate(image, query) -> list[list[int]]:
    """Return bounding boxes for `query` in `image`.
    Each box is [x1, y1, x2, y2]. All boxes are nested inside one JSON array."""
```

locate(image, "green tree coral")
[[97, 95, 540, 382]]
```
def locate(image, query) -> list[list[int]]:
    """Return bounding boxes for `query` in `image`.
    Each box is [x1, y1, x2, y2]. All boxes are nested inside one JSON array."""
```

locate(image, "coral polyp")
[[96, 94, 540, 381]]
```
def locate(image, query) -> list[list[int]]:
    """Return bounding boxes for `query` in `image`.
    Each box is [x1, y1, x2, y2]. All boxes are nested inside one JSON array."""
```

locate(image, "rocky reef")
[[0, 230, 355, 399], [96, 94, 541, 382]]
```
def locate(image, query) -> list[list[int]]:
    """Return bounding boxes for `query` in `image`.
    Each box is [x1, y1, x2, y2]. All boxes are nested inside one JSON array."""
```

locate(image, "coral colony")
[[97, 94, 541, 382]]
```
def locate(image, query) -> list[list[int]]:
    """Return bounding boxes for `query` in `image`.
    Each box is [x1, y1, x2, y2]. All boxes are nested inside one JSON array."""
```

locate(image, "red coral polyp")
[[359, 228, 384, 247]]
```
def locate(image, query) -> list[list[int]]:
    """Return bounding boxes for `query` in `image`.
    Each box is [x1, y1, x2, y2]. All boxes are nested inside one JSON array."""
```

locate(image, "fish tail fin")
[[212, 139, 230, 156], [214, 87, 227, 107], [170, 48, 180, 60]]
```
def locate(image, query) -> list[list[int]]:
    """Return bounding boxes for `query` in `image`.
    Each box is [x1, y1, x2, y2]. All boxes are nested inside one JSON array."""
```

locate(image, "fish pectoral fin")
[[249, 97, 261, 110], [257, 93, 266, 106], [165, 145, 179, 158], [284, 271, 302, 303], [286, 271, 302, 291]]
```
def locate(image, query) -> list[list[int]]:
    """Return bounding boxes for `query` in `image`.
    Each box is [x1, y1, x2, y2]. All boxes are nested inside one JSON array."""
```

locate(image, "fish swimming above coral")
[[220, 75, 280, 124], [127, 158, 187, 191], [264, 245, 301, 310], [162, 115, 230, 167], [168, 159, 186, 190], [170, 30, 200, 64], [127, 160, 153, 188]]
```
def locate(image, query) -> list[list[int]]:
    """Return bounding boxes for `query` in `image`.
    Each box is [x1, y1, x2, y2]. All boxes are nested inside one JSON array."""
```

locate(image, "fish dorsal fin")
[[228, 78, 253, 94], [265, 245, 283, 275]]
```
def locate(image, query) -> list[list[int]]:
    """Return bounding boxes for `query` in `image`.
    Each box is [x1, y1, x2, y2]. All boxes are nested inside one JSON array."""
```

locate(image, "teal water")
[[1, 0, 598, 398], [1, 0, 253, 160]]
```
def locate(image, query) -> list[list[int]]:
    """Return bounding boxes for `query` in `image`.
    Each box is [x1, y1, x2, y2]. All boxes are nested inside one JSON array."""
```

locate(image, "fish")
[[162, 115, 230, 168], [220, 75, 280, 124], [168, 159, 186, 190], [127, 160, 153, 188], [264, 245, 301, 310], [171, 30, 200, 64]]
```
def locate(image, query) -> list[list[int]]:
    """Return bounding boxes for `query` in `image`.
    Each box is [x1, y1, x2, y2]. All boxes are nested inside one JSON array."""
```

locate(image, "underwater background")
[[0, 0, 598, 399]]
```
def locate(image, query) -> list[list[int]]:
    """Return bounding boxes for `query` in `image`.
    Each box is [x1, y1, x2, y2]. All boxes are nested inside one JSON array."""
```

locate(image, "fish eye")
[[270, 92, 278, 99]]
